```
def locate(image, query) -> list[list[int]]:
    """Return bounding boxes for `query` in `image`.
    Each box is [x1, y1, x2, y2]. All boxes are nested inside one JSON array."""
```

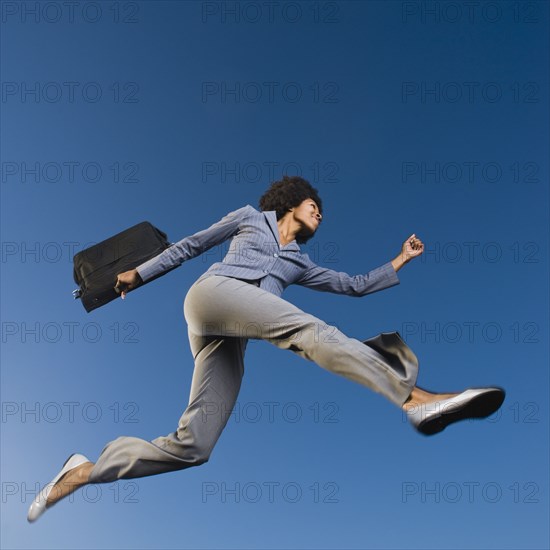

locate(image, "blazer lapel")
[[262, 211, 300, 251]]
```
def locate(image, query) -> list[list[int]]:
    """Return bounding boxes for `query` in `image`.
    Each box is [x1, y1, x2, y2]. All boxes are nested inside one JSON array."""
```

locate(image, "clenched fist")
[[401, 234, 424, 262]]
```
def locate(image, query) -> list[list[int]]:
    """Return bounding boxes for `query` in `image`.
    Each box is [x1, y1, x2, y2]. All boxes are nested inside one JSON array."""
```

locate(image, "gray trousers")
[[89, 275, 418, 484]]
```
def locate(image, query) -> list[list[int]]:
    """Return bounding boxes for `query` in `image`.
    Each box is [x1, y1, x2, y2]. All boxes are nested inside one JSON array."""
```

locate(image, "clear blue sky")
[[1, 1, 548, 548]]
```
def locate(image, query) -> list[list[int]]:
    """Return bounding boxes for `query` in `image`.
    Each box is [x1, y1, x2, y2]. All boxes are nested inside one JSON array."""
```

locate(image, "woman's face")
[[292, 198, 322, 236]]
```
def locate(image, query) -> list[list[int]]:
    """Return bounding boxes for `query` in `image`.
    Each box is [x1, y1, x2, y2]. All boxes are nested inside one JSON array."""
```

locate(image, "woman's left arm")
[[295, 234, 424, 297], [295, 260, 400, 297]]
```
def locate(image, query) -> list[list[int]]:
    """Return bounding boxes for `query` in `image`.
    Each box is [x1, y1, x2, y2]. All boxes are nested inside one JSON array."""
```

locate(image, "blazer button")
[[273, 253, 278, 258]]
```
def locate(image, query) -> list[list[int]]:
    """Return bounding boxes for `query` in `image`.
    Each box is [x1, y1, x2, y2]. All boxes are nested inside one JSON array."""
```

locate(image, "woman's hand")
[[391, 234, 424, 272], [402, 234, 424, 262], [114, 269, 143, 300]]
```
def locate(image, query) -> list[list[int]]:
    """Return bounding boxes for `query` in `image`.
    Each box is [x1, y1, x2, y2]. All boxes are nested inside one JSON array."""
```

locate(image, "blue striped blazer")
[[135, 204, 400, 297]]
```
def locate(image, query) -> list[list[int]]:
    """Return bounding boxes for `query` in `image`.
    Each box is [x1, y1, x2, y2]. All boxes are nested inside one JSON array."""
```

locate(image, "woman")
[[28, 176, 505, 522]]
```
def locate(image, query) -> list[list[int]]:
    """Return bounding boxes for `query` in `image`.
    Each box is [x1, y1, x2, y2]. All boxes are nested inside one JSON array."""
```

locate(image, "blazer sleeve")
[[135, 204, 254, 283], [295, 255, 400, 297]]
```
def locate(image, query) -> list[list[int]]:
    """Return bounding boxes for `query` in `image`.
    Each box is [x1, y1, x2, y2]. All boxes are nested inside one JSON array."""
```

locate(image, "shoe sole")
[[417, 388, 506, 436]]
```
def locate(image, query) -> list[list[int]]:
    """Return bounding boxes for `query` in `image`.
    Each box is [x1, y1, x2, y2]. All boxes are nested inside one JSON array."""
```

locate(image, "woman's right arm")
[[114, 204, 255, 296]]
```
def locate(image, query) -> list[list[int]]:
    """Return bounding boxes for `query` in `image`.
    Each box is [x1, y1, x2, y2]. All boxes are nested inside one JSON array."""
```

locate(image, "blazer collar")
[[263, 211, 300, 251]]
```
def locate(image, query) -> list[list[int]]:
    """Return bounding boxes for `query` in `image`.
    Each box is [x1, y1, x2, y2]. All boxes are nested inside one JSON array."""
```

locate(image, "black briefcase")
[[72, 221, 175, 313]]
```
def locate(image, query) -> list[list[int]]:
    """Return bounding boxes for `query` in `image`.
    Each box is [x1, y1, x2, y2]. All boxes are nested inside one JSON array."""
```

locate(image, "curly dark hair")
[[258, 175, 323, 244]]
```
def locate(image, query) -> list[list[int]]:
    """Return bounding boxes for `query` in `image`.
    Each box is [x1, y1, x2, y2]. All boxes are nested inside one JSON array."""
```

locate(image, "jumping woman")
[[28, 176, 505, 522]]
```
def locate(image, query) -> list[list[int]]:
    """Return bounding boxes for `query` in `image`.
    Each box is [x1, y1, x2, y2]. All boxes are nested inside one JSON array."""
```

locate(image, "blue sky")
[[1, 1, 548, 548]]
